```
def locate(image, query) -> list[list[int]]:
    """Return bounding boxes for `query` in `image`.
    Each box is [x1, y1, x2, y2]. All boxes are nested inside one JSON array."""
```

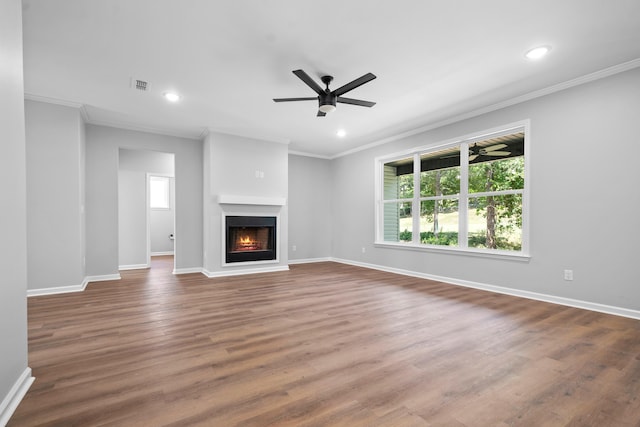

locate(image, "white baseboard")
[[331, 257, 640, 320], [151, 251, 174, 256], [0, 367, 34, 426], [27, 274, 121, 297], [86, 273, 121, 283], [27, 282, 86, 297], [119, 263, 149, 271], [288, 257, 332, 265], [173, 267, 203, 275], [203, 265, 289, 278]]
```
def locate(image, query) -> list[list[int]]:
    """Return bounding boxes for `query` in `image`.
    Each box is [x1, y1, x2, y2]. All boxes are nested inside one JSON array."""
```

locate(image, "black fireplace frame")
[[225, 215, 277, 263]]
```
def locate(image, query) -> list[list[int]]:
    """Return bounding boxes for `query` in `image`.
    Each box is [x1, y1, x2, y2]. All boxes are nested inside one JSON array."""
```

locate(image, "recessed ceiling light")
[[163, 92, 181, 102], [336, 129, 346, 138], [525, 45, 551, 60]]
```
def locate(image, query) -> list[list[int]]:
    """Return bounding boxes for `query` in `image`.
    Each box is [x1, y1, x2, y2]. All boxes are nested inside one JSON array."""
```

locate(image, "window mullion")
[[459, 143, 469, 248], [469, 189, 524, 198], [412, 153, 420, 244]]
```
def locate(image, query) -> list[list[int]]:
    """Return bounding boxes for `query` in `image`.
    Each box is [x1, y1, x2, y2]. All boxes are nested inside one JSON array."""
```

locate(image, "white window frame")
[[149, 175, 171, 210], [374, 120, 530, 260]]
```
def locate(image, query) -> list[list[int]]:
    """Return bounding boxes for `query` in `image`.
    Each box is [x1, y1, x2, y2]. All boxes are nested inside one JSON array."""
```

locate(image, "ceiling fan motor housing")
[[318, 75, 337, 112], [319, 93, 337, 110]]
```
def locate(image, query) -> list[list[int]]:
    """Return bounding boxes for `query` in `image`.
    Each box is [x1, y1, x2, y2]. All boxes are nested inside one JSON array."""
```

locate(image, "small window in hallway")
[[149, 176, 170, 209]]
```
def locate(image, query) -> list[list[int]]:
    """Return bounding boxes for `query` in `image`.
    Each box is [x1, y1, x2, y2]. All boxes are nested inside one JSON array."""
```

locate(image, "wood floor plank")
[[9, 257, 640, 426]]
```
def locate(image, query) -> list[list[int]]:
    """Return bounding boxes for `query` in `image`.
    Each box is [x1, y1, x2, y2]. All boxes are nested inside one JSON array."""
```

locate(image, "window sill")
[[373, 241, 531, 262]]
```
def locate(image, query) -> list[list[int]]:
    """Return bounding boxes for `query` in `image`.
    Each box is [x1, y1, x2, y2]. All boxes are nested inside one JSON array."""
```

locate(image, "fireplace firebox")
[[225, 216, 277, 263]]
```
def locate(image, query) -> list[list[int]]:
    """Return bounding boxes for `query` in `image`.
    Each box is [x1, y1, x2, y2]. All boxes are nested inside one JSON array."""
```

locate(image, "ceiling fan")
[[469, 143, 511, 161], [273, 69, 376, 117]]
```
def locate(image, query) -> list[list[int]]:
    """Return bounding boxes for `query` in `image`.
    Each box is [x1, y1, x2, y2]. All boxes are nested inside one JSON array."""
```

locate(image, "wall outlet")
[[564, 269, 574, 281], [292, 245, 297, 252], [362, 247, 366, 253]]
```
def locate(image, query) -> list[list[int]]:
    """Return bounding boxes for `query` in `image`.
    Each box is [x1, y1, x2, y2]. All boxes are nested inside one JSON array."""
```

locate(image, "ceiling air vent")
[[131, 78, 151, 91]]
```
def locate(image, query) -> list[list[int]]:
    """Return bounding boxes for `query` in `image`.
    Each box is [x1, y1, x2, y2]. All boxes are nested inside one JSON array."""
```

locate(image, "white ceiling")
[[21, 0, 640, 158]]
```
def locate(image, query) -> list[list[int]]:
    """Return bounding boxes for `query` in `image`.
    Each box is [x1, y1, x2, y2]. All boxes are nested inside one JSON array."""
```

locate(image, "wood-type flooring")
[[10, 257, 640, 426]]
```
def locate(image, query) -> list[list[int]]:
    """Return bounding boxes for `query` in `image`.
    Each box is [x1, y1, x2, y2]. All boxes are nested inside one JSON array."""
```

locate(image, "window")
[[376, 123, 528, 256], [149, 176, 170, 209]]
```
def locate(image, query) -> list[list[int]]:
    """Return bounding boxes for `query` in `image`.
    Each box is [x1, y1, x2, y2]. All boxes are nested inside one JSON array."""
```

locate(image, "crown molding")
[[198, 128, 210, 139], [78, 105, 89, 122], [204, 128, 290, 145], [23, 93, 205, 140], [24, 92, 83, 109], [25, 93, 90, 123], [331, 57, 640, 159], [287, 149, 332, 160], [86, 118, 204, 140]]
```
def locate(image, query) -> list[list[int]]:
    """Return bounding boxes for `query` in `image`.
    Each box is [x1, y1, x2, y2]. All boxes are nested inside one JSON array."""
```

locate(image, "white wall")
[[203, 132, 289, 274], [25, 100, 86, 290], [288, 154, 332, 261], [330, 67, 640, 313], [0, 0, 31, 423], [86, 125, 202, 276]]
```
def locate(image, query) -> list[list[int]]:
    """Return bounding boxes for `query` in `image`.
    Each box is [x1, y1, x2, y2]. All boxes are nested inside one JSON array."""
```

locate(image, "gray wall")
[[0, 0, 30, 421], [330, 67, 640, 312], [25, 100, 86, 290], [203, 132, 289, 274], [86, 125, 202, 275], [288, 154, 332, 260], [118, 169, 147, 267]]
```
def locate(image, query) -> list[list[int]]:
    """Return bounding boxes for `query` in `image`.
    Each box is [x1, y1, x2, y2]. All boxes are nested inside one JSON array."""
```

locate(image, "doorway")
[[118, 149, 175, 271], [148, 173, 175, 257]]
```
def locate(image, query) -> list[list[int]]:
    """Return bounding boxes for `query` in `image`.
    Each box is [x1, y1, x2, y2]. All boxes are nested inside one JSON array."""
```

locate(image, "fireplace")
[[225, 216, 277, 263]]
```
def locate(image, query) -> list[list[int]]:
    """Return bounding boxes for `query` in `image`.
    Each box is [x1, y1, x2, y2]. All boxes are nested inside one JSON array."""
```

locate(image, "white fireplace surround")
[[218, 195, 286, 270], [217, 195, 286, 206]]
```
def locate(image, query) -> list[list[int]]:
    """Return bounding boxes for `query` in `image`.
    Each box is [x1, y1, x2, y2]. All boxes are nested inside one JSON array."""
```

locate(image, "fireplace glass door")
[[225, 216, 276, 263]]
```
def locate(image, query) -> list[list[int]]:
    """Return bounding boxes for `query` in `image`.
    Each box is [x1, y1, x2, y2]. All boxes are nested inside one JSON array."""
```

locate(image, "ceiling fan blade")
[[469, 154, 479, 161], [337, 97, 376, 108], [273, 97, 317, 102], [484, 151, 510, 156], [292, 69, 324, 95], [483, 144, 508, 152], [317, 110, 326, 117], [332, 73, 376, 96]]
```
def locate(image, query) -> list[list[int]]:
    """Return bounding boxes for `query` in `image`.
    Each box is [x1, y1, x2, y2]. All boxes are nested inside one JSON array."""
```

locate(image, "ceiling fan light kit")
[[274, 69, 376, 117], [318, 103, 336, 113]]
